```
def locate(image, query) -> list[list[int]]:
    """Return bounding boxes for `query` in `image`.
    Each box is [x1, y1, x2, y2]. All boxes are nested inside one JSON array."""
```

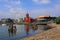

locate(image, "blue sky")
[[0, 0, 60, 18]]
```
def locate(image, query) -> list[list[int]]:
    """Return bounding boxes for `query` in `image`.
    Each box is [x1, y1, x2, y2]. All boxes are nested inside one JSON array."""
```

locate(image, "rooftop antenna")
[[27, 10, 30, 14]]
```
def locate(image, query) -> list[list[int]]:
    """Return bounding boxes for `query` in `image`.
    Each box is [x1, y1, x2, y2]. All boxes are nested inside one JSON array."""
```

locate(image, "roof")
[[35, 15, 50, 19]]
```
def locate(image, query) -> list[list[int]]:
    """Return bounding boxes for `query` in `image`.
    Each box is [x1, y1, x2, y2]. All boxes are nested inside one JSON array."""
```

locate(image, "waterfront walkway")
[[21, 23, 60, 40]]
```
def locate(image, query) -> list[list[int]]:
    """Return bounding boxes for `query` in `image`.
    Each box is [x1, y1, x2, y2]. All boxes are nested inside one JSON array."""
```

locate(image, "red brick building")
[[24, 13, 31, 22]]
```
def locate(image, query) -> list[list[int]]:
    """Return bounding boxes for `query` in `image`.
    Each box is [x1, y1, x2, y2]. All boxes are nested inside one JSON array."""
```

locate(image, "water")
[[0, 24, 48, 40]]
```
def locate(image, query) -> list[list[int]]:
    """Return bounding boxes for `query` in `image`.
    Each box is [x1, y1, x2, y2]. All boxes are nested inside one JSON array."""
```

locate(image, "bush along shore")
[[20, 23, 60, 40]]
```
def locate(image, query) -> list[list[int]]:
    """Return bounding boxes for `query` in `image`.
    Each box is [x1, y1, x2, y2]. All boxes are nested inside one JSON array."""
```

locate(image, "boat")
[[2, 24, 6, 26]]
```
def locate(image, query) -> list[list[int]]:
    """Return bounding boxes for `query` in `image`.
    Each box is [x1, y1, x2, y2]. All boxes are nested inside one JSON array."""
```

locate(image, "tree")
[[6, 18, 14, 25], [55, 16, 60, 24]]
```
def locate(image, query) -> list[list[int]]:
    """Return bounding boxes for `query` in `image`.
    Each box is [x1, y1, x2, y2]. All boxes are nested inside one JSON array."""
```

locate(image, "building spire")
[[27, 10, 28, 13]]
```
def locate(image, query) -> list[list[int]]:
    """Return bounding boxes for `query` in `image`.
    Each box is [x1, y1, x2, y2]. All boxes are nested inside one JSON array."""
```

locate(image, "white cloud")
[[4, 5, 12, 8], [9, 7, 26, 14], [1, 0, 26, 19], [40, 0, 51, 4], [32, 0, 51, 4], [0, 8, 26, 18], [5, 5, 26, 18], [0, 11, 13, 18], [1, 3, 60, 18], [0, 4, 27, 18], [9, 1, 21, 5], [14, 1, 21, 4], [30, 4, 60, 17], [0, 0, 21, 5], [0, 0, 60, 18]]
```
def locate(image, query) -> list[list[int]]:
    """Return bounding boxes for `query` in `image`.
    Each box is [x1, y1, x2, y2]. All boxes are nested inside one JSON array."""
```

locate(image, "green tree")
[[55, 16, 60, 24]]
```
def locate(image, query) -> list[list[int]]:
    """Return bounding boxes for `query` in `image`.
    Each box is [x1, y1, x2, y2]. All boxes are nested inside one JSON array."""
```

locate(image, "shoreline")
[[20, 23, 60, 40]]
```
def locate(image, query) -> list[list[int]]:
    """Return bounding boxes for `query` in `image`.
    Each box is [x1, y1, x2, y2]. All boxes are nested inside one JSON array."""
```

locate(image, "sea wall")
[[20, 23, 60, 40]]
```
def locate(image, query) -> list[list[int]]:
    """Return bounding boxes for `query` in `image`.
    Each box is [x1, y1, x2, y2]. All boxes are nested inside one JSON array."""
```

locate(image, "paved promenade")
[[21, 23, 60, 40]]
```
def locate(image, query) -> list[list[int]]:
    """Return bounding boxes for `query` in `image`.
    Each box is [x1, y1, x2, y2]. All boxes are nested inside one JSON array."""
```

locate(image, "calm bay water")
[[0, 24, 45, 40]]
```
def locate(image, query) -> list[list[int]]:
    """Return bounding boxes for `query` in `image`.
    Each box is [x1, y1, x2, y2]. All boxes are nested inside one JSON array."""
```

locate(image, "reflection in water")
[[0, 24, 46, 40], [31, 24, 38, 31], [25, 25, 30, 35], [25, 24, 38, 35], [8, 24, 17, 37]]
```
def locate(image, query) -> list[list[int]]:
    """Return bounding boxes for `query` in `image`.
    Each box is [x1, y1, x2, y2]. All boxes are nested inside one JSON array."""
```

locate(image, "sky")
[[0, 0, 60, 19]]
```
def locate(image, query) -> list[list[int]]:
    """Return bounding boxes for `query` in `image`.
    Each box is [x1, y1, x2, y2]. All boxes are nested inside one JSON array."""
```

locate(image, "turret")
[[24, 13, 31, 22]]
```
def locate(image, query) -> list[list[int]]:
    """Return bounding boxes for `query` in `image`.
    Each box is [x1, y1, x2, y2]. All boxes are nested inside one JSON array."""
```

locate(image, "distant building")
[[35, 15, 51, 22], [14, 18, 23, 23], [24, 13, 31, 22], [24, 13, 34, 23], [1, 18, 7, 24], [17, 18, 23, 22], [35, 15, 56, 23], [35, 15, 50, 19]]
